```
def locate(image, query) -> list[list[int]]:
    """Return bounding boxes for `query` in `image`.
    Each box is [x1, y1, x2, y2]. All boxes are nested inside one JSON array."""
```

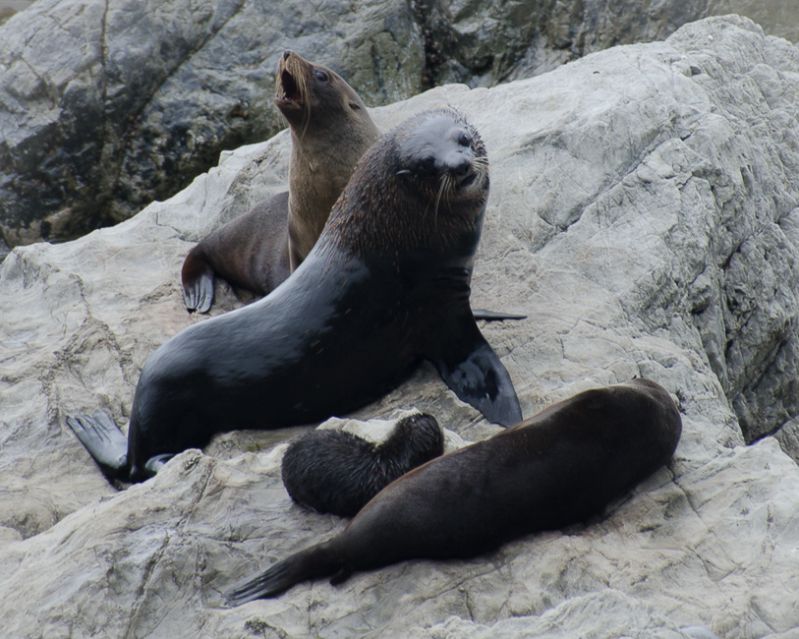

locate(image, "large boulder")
[[0, 0, 424, 245], [417, 0, 799, 86], [1, 15, 799, 638], [4, 1, 799, 251]]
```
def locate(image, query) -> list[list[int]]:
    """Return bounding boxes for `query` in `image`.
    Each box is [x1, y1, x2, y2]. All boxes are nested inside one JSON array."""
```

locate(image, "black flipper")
[[181, 248, 215, 313], [472, 308, 527, 321], [225, 542, 341, 605], [66, 411, 129, 482], [427, 316, 522, 427]]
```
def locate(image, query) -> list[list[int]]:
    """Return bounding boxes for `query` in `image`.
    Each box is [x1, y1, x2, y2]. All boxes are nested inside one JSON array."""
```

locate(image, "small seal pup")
[[225, 379, 682, 603], [281, 413, 444, 517], [67, 108, 521, 484], [181, 50, 380, 312]]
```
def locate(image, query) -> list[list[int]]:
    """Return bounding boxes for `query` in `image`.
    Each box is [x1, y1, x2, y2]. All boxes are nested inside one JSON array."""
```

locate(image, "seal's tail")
[[225, 541, 345, 605]]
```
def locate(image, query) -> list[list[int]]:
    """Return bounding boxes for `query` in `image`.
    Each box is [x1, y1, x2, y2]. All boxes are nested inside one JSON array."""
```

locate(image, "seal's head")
[[394, 109, 489, 219], [275, 50, 373, 135], [327, 108, 489, 258]]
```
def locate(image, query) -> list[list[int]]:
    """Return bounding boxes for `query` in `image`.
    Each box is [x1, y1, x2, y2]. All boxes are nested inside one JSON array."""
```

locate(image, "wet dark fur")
[[281, 414, 444, 517], [67, 108, 520, 484], [225, 379, 682, 603]]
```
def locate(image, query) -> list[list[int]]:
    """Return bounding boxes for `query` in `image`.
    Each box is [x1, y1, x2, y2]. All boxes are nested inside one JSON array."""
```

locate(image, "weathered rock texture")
[[0, 0, 424, 245], [416, 0, 799, 87], [3, 1, 799, 250], [1, 15, 799, 638]]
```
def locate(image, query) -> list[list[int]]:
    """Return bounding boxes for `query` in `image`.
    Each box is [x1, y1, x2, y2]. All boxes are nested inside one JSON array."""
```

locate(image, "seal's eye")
[[457, 132, 472, 147], [348, 101, 361, 110], [313, 69, 329, 82]]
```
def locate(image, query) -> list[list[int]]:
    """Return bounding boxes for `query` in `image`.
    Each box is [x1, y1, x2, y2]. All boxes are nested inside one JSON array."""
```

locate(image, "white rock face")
[[1, 15, 798, 638]]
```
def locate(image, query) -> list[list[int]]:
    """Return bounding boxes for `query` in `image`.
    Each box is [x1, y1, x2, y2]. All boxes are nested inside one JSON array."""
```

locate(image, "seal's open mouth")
[[276, 69, 302, 109]]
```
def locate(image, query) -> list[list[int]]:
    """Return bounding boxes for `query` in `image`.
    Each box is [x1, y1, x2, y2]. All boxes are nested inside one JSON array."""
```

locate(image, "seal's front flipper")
[[427, 318, 522, 427], [472, 308, 527, 322], [66, 411, 129, 482], [181, 247, 215, 313]]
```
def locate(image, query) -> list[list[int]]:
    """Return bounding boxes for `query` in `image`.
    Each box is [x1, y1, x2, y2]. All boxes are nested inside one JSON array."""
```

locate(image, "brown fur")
[[225, 379, 681, 602], [327, 110, 488, 255], [278, 52, 380, 267], [181, 51, 379, 312]]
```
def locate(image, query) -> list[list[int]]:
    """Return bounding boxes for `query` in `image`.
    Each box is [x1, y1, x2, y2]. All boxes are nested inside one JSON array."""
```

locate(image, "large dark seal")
[[67, 108, 522, 484], [225, 378, 682, 603], [181, 51, 380, 312], [281, 413, 444, 517]]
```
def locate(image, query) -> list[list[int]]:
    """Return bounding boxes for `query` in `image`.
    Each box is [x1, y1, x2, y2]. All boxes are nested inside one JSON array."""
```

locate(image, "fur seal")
[[181, 50, 380, 312], [225, 378, 682, 603], [281, 413, 444, 517], [67, 108, 521, 484], [180, 52, 525, 322]]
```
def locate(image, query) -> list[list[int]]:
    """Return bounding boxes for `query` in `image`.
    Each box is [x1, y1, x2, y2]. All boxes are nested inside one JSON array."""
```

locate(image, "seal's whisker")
[[472, 157, 489, 188], [299, 71, 312, 141], [286, 57, 312, 142], [433, 174, 448, 227], [444, 173, 456, 211]]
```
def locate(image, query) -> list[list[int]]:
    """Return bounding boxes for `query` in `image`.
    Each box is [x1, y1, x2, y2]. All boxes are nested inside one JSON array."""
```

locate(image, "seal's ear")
[[426, 318, 522, 427]]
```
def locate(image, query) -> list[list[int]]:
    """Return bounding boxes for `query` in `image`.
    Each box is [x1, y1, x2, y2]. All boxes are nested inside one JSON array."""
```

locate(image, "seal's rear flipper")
[[225, 542, 340, 604], [181, 247, 215, 313], [428, 319, 522, 427], [66, 411, 129, 483], [472, 308, 527, 321]]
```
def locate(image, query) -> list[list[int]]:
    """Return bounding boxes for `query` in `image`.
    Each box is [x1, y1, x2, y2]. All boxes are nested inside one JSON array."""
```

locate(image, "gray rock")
[[0, 0, 424, 245], [4, 0, 799, 251], [416, 0, 799, 86], [1, 15, 799, 638]]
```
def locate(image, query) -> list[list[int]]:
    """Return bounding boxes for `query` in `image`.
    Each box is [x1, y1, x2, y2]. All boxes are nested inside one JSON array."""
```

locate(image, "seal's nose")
[[443, 149, 472, 176], [283, 50, 292, 61]]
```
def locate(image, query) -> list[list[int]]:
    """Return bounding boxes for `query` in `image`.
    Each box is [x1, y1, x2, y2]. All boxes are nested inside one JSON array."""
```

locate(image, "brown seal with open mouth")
[[181, 51, 379, 312]]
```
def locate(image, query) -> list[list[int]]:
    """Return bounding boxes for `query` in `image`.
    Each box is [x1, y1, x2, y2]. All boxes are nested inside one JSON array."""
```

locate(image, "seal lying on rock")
[[281, 413, 444, 517], [67, 108, 522, 484], [181, 50, 380, 313], [225, 379, 681, 603]]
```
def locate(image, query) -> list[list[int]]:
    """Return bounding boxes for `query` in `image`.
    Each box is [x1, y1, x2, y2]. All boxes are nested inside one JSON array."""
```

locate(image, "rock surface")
[[0, 0, 424, 245], [417, 0, 799, 87], [1, 15, 799, 638], [4, 1, 799, 250]]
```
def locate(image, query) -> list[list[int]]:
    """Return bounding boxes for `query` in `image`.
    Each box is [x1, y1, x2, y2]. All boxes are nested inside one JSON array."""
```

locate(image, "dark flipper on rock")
[[225, 542, 342, 605], [471, 308, 527, 321], [428, 315, 522, 427], [65, 411, 129, 482], [181, 247, 215, 313]]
